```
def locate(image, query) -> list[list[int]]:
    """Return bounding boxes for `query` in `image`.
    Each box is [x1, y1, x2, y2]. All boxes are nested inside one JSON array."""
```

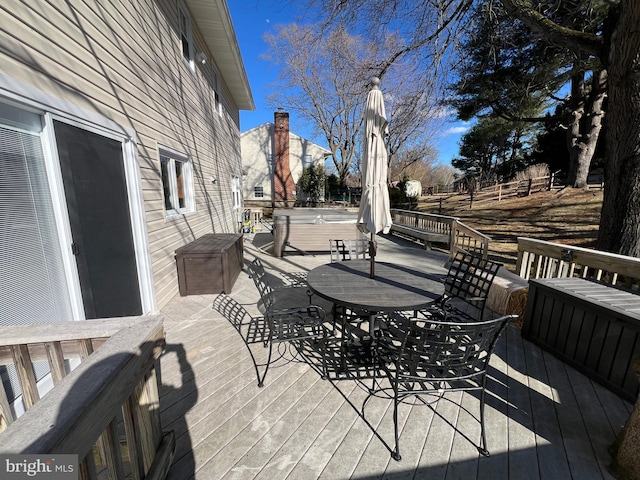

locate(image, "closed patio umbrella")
[[357, 77, 392, 278]]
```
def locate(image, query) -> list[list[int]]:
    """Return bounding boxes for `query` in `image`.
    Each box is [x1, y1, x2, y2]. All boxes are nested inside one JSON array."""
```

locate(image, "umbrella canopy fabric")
[[357, 81, 392, 236]]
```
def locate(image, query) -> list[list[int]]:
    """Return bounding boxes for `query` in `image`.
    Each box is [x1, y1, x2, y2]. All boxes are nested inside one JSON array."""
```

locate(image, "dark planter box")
[[523, 277, 640, 402], [175, 233, 243, 296]]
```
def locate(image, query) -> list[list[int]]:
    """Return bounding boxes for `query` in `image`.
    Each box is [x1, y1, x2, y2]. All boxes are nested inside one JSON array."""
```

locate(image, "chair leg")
[[262, 317, 270, 348], [257, 334, 273, 388], [320, 336, 328, 380], [478, 387, 490, 456], [391, 387, 402, 461]]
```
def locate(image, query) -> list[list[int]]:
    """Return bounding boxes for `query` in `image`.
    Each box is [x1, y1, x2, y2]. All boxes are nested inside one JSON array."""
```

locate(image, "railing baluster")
[[45, 341, 67, 384], [133, 379, 156, 475], [99, 418, 124, 480], [534, 255, 543, 278], [0, 379, 14, 431], [78, 339, 94, 359], [11, 345, 39, 409], [122, 396, 143, 480], [79, 451, 98, 480], [145, 367, 162, 445]]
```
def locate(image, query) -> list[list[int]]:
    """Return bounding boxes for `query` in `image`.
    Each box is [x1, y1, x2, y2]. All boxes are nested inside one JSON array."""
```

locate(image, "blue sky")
[[227, 1, 468, 166]]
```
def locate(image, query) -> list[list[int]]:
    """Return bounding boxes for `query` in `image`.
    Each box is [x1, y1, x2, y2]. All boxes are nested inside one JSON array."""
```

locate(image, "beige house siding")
[[0, 0, 252, 311], [241, 122, 330, 203]]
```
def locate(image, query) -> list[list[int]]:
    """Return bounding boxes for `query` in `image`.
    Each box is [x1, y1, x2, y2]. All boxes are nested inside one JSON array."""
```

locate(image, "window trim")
[[178, 1, 195, 70], [159, 147, 194, 217], [212, 72, 224, 116], [232, 175, 242, 210]]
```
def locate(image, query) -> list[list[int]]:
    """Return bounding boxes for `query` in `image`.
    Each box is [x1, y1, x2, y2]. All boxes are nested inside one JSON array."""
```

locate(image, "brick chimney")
[[273, 108, 296, 207]]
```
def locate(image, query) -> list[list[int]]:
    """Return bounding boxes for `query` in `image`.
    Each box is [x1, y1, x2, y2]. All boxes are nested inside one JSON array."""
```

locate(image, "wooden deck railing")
[[516, 237, 640, 290], [450, 220, 491, 260], [389, 209, 490, 259], [0, 315, 174, 480], [390, 210, 457, 238]]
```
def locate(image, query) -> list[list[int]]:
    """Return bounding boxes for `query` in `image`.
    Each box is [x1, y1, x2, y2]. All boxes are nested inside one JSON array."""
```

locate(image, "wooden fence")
[[0, 316, 174, 480], [472, 175, 554, 206]]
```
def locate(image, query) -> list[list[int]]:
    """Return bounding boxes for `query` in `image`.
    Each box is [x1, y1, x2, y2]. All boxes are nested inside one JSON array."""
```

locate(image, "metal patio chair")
[[330, 238, 370, 262], [366, 312, 516, 461], [247, 258, 333, 386], [426, 250, 502, 321]]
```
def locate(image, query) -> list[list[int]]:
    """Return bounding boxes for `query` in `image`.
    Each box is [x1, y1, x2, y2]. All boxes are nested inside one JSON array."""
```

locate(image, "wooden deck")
[[158, 233, 632, 480]]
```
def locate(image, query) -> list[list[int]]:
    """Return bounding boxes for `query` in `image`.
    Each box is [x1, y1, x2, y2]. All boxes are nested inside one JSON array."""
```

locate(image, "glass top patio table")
[[307, 260, 444, 313]]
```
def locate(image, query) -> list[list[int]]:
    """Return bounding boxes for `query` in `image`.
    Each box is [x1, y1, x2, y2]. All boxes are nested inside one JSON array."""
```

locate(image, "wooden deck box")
[[175, 233, 243, 296], [523, 277, 640, 401]]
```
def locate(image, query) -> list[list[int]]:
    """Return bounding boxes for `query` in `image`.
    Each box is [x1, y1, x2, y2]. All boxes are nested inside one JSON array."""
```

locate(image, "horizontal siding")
[[1, 0, 245, 311]]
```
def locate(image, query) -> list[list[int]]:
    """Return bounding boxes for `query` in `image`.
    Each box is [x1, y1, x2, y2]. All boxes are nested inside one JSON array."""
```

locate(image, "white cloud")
[[432, 106, 456, 119], [443, 126, 469, 135]]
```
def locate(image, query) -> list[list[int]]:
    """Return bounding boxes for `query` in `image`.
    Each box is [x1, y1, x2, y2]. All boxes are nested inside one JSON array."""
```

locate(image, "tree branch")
[[499, 0, 605, 62]]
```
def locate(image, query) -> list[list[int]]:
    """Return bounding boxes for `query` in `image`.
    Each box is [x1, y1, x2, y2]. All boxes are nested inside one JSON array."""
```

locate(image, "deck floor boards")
[[159, 233, 630, 479]]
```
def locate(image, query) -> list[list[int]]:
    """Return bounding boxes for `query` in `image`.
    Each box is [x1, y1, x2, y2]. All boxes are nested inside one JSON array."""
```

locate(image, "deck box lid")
[[175, 233, 243, 256]]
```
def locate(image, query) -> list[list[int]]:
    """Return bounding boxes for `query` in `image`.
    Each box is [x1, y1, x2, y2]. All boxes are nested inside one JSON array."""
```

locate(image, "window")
[[213, 72, 223, 116], [214, 91, 222, 116], [178, 1, 194, 68], [160, 150, 193, 216], [254, 185, 264, 198], [232, 176, 242, 209]]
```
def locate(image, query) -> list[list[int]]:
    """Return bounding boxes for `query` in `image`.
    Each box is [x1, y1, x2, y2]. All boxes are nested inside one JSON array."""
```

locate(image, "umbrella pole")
[[369, 232, 376, 279]]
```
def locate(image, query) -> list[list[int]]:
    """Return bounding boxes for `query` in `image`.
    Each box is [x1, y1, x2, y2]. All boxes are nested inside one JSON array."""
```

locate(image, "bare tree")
[[263, 25, 368, 185], [264, 24, 444, 187], [430, 164, 458, 192], [388, 145, 438, 183]]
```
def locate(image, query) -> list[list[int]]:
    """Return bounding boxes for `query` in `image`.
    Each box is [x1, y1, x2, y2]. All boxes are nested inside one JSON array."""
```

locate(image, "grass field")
[[416, 188, 604, 270]]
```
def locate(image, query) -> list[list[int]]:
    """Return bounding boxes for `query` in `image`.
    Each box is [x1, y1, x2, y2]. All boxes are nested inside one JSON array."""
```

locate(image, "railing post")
[[450, 220, 459, 255]]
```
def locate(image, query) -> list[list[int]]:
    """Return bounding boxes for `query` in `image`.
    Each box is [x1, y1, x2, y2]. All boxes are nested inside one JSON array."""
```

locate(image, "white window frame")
[[213, 72, 223, 116], [178, 1, 194, 70], [232, 175, 242, 210], [160, 147, 194, 217], [254, 185, 264, 198]]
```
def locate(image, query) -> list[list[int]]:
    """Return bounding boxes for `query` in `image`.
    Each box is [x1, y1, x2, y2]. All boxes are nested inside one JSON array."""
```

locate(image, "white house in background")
[[0, 0, 254, 327], [241, 110, 331, 207]]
